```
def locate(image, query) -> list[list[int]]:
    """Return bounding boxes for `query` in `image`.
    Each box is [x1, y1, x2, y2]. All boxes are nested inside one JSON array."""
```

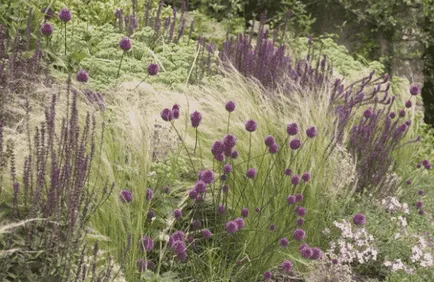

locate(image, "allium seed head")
[[389, 112, 396, 119], [41, 23, 54, 36], [301, 247, 313, 258], [190, 111, 202, 128], [119, 37, 132, 51], [223, 163, 232, 174], [269, 224, 276, 231], [172, 240, 187, 254], [245, 119, 257, 132], [297, 218, 304, 226], [293, 229, 306, 241], [58, 8, 72, 22], [174, 209, 182, 219], [172, 104, 180, 111], [399, 109, 406, 117], [287, 123, 299, 135], [416, 201, 423, 209], [218, 205, 226, 215], [405, 120, 411, 126], [147, 63, 159, 76], [194, 180, 206, 193], [263, 271, 272, 280], [353, 213, 366, 225], [147, 210, 155, 219], [211, 141, 225, 156], [120, 190, 133, 203], [42, 7, 54, 19], [192, 220, 201, 229], [176, 251, 188, 261], [223, 134, 237, 148], [222, 184, 229, 193], [200, 170, 215, 184], [231, 150, 239, 159], [172, 109, 180, 119], [296, 207, 306, 217], [406, 180, 412, 185], [418, 209, 424, 215], [214, 153, 224, 162], [225, 101, 236, 112], [363, 108, 373, 118], [332, 258, 339, 264], [418, 190, 424, 196], [255, 207, 260, 213], [289, 139, 302, 150], [306, 126, 318, 138]]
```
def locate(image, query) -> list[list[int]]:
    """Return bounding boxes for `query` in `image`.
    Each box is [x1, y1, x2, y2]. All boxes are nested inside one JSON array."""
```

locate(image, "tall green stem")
[[117, 51, 125, 79], [64, 22, 67, 56]]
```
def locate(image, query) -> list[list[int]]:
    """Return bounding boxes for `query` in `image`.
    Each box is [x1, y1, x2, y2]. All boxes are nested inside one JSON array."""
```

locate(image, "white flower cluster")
[[326, 220, 378, 264], [410, 235, 433, 268], [381, 196, 409, 214], [383, 259, 413, 274]]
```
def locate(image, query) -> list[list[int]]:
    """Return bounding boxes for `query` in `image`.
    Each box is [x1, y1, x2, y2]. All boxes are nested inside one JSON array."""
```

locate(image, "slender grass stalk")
[[117, 51, 125, 79], [64, 22, 67, 55]]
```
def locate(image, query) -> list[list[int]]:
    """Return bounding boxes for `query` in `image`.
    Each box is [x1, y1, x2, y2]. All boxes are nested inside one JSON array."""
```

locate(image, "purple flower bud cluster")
[[76, 70, 89, 83], [168, 230, 188, 261], [59, 8, 72, 22], [160, 104, 181, 122], [41, 23, 54, 36], [299, 243, 322, 260], [212, 134, 238, 162], [120, 189, 133, 203], [147, 63, 159, 76], [190, 111, 202, 127], [119, 37, 132, 51], [418, 159, 432, 170], [139, 235, 154, 252], [245, 119, 257, 132], [352, 213, 366, 225]]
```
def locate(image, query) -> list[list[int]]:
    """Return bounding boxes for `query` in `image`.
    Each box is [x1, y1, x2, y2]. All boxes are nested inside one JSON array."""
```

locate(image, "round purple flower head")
[[169, 230, 185, 246], [145, 188, 153, 201], [310, 247, 322, 260], [295, 193, 304, 202], [231, 150, 239, 159], [285, 168, 292, 176], [297, 218, 304, 226], [139, 236, 154, 252], [246, 168, 257, 179], [215, 154, 224, 162], [410, 84, 421, 96], [212, 141, 225, 156], [332, 258, 339, 265], [301, 247, 313, 258], [76, 70, 89, 83], [172, 240, 186, 254], [418, 209, 425, 215], [174, 209, 182, 219], [306, 126, 317, 138], [41, 23, 54, 36], [235, 217, 245, 229], [422, 159, 430, 166], [269, 224, 276, 232], [172, 109, 180, 119], [225, 221, 238, 234], [241, 208, 249, 218], [176, 251, 188, 261], [42, 7, 54, 19], [287, 122, 299, 135], [115, 9, 122, 18], [147, 209, 155, 220], [280, 237, 289, 248], [269, 143, 278, 154], [263, 271, 272, 280], [120, 189, 133, 203], [291, 175, 300, 185], [162, 186, 170, 193], [160, 108, 173, 122], [418, 190, 425, 196], [264, 135, 275, 147], [255, 207, 260, 213], [218, 205, 226, 215], [194, 180, 206, 194], [202, 229, 213, 238], [281, 260, 293, 272], [363, 108, 373, 119], [416, 201, 423, 209], [406, 180, 412, 185], [296, 207, 306, 217], [302, 172, 311, 182], [293, 229, 306, 241], [405, 120, 411, 126], [287, 195, 296, 205], [389, 112, 396, 119], [222, 184, 229, 193], [405, 100, 412, 108], [190, 111, 202, 128], [223, 163, 232, 174], [289, 139, 301, 150], [200, 170, 215, 184], [119, 37, 132, 51], [225, 101, 236, 112], [399, 109, 406, 117], [353, 213, 366, 225], [223, 134, 237, 149], [172, 104, 180, 111], [58, 8, 72, 22], [245, 119, 257, 132], [147, 63, 159, 76]]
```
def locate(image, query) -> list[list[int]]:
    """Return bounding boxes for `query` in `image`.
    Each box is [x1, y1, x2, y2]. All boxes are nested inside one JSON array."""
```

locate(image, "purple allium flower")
[[192, 219, 201, 229], [225, 101, 236, 112], [212, 141, 225, 156], [160, 108, 173, 121], [41, 23, 54, 36], [172, 240, 187, 254], [231, 150, 239, 159], [196, 194, 204, 202], [389, 112, 396, 119], [190, 111, 202, 128], [235, 217, 245, 229], [405, 100, 412, 108], [301, 172, 311, 182], [176, 251, 188, 261], [293, 229, 306, 241], [245, 119, 257, 132], [147, 63, 159, 76], [255, 207, 260, 213], [363, 108, 373, 119], [172, 104, 180, 111], [218, 205, 226, 215], [223, 134, 237, 149], [42, 7, 54, 19], [416, 201, 423, 209], [269, 224, 276, 231], [301, 247, 313, 258], [58, 8, 72, 22], [297, 218, 304, 226], [287, 195, 296, 205], [424, 163, 431, 170], [174, 209, 182, 219], [222, 184, 229, 193], [353, 213, 366, 225], [280, 237, 289, 248], [291, 175, 300, 185], [418, 190, 425, 196], [280, 260, 293, 272], [195, 180, 206, 193], [306, 126, 318, 138], [202, 229, 213, 238], [410, 84, 421, 96], [405, 120, 411, 126], [419, 209, 424, 215], [162, 186, 170, 193], [120, 190, 133, 203], [200, 170, 215, 184], [417, 163, 422, 168], [406, 180, 412, 185], [223, 163, 232, 174], [269, 143, 278, 154], [246, 168, 257, 179], [225, 221, 239, 234], [399, 109, 406, 117], [215, 154, 224, 162], [146, 188, 153, 201], [119, 37, 132, 51], [285, 168, 292, 176], [264, 135, 275, 147], [172, 109, 180, 119], [241, 208, 249, 218], [332, 258, 339, 265], [147, 210, 155, 219], [289, 139, 301, 150], [295, 193, 304, 202], [299, 243, 309, 251], [310, 247, 322, 260], [170, 230, 185, 244], [296, 207, 306, 217], [76, 70, 89, 83], [139, 236, 154, 252], [287, 123, 299, 135], [263, 271, 272, 280]]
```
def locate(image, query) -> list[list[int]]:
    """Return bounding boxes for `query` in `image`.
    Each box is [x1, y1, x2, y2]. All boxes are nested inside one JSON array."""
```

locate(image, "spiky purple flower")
[[241, 208, 249, 218], [212, 141, 225, 156], [147, 210, 155, 219], [119, 37, 132, 51], [287, 123, 299, 135], [169, 230, 185, 246], [147, 63, 159, 76], [302, 172, 311, 182], [235, 217, 245, 229], [245, 119, 257, 132], [289, 139, 301, 150], [200, 170, 215, 184], [246, 168, 257, 179], [287, 195, 296, 205], [223, 163, 232, 174], [137, 259, 155, 272], [202, 229, 213, 238], [160, 108, 173, 121], [76, 70, 89, 83], [410, 84, 421, 96], [190, 111, 202, 128], [269, 224, 276, 232], [297, 218, 304, 226], [42, 7, 54, 19], [218, 205, 226, 215], [226, 221, 238, 234], [194, 180, 206, 194], [389, 112, 396, 119], [418, 190, 425, 196], [269, 143, 278, 154], [139, 236, 154, 252], [172, 109, 180, 119], [225, 101, 236, 112], [419, 209, 424, 215], [332, 258, 339, 264], [145, 188, 153, 201], [295, 193, 303, 202], [255, 207, 260, 213], [172, 240, 187, 254], [120, 190, 133, 203], [174, 209, 182, 219], [296, 207, 306, 217], [306, 126, 317, 138], [284, 168, 292, 176], [231, 150, 239, 159], [214, 153, 224, 162], [291, 175, 300, 185], [399, 109, 406, 117], [293, 229, 306, 241], [223, 134, 236, 149], [405, 100, 412, 108], [192, 219, 201, 229], [41, 23, 54, 36], [300, 247, 313, 258], [353, 213, 366, 225], [222, 184, 229, 193], [363, 108, 373, 118], [58, 8, 72, 22], [280, 237, 289, 248], [310, 247, 322, 260], [416, 201, 423, 209], [263, 271, 272, 280], [264, 135, 275, 147], [280, 260, 293, 272]]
